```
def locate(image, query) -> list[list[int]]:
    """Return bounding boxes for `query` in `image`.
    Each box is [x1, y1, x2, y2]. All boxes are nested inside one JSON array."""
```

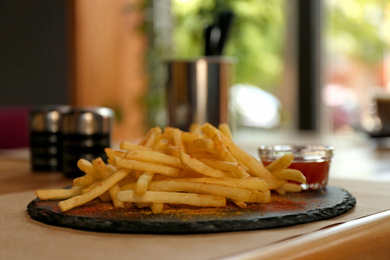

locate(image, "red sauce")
[[263, 160, 330, 189]]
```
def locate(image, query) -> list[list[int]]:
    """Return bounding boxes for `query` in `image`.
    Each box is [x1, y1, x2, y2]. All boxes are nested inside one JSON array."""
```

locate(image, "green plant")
[[172, 0, 285, 91]]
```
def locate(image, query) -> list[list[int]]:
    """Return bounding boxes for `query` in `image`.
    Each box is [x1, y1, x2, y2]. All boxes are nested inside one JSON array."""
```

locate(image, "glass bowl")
[[258, 144, 334, 190]]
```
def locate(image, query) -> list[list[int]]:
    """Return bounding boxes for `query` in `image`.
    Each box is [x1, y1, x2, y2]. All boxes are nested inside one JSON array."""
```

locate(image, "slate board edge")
[[27, 187, 357, 235]]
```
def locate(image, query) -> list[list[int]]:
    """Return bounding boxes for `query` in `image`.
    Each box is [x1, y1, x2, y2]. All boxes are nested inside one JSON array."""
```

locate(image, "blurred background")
[[1, 0, 390, 147]]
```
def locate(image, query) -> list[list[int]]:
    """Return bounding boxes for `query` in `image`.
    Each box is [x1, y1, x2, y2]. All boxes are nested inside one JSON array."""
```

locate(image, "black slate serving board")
[[27, 186, 356, 234]]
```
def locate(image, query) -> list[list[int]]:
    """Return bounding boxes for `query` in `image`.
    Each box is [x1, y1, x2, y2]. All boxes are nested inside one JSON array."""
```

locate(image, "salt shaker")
[[60, 107, 114, 178], [28, 105, 70, 172]]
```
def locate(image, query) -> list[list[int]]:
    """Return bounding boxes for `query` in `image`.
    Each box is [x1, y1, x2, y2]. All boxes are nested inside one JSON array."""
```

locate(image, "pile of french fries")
[[35, 123, 306, 214]]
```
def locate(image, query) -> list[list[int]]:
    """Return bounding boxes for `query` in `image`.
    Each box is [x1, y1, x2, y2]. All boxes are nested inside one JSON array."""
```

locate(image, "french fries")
[[35, 186, 83, 200], [117, 190, 226, 207], [58, 169, 130, 212], [145, 179, 270, 203], [35, 123, 306, 213]]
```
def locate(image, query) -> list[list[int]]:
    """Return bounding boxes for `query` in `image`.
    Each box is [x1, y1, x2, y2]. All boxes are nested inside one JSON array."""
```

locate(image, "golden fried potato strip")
[[117, 190, 226, 207], [148, 179, 270, 203], [115, 157, 179, 177], [178, 148, 233, 178], [58, 169, 130, 212], [35, 186, 83, 200], [265, 153, 294, 173]]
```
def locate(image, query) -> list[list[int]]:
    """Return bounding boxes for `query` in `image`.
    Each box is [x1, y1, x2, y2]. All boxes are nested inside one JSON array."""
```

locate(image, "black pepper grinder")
[[28, 105, 70, 172], [60, 107, 114, 178]]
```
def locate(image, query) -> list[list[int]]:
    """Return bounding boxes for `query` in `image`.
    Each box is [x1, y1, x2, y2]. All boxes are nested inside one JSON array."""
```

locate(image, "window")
[[148, 0, 390, 134], [324, 0, 390, 133]]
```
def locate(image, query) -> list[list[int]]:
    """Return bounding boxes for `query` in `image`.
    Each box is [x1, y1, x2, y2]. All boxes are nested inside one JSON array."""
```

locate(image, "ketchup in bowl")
[[258, 145, 334, 190]]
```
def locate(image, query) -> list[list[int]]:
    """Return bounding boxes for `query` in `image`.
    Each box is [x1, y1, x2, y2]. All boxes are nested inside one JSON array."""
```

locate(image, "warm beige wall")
[[71, 0, 147, 142]]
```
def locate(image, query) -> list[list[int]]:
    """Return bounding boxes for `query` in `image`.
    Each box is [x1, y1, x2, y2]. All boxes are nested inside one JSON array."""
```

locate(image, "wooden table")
[[2, 134, 390, 259], [0, 154, 72, 195]]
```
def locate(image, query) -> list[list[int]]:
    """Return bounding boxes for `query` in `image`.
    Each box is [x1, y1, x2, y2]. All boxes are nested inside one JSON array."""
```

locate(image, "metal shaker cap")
[[60, 107, 114, 135], [29, 105, 70, 133]]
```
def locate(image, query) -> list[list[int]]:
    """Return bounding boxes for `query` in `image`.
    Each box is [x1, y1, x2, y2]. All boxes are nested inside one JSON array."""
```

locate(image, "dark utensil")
[[204, 11, 234, 56]]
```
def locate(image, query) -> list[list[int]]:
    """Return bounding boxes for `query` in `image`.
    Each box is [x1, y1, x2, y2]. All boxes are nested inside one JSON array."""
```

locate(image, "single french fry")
[[163, 126, 174, 143], [82, 181, 99, 194], [188, 151, 218, 160], [182, 132, 202, 144], [93, 157, 124, 208], [175, 177, 269, 191], [232, 200, 247, 209], [107, 158, 117, 166], [200, 122, 219, 138], [272, 169, 306, 184], [198, 158, 234, 169], [198, 158, 249, 177], [73, 174, 95, 187], [283, 182, 303, 193], [99, 191, 112, 202], [135, 172, 154, 195], [105, 148, 126, 161], [139, 126, 162, 147], [105, 147, 115, 158], [151, 203, 164, 214], [265, 154, 294, 173], [93, 158, 112, 178], [172, 128, 186, 153], [117, 190, 227, 207], [79, 158, 101, 177], [275, 185, 286, 196], [118, 174, 138, 186], [152, 139, 169, 152], [148, 179, 269, 203], [115, 157, 179, 177], [189, 123, 202, 134], [167, 145, 181, 157], [107, 185, 123, 207], [58, 168, 130, 212], [124, 150, 184, 169], [178, 149, 232, 178], [120, 141, 153, 151], [154, 132, 169, 142], [163, 126, 173, 133], [212, 133, 234, 162], [35, 186, 84, 200], [119, 181, 137, 191], [175, 170, 202, 178], [106, 164, 118, 173], [73, 159, 100, 186], [218, 123, 233, 140], [188, 138, 215, 154], [105, 148, 124, 167], [131, 170, 144, 178]]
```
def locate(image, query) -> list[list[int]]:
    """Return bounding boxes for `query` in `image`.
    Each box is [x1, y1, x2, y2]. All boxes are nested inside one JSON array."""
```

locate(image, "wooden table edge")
[[223, 209, 390, 260]]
